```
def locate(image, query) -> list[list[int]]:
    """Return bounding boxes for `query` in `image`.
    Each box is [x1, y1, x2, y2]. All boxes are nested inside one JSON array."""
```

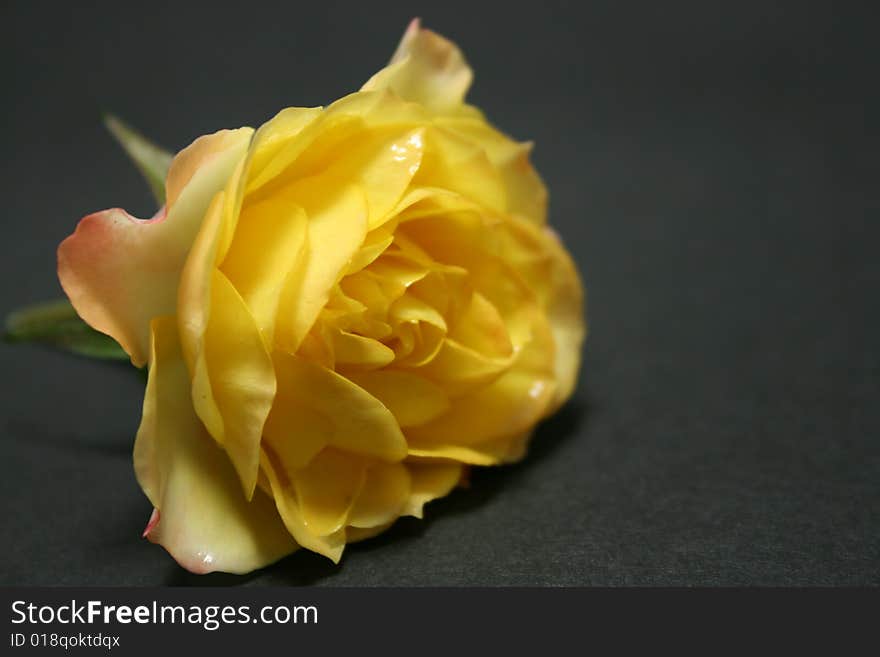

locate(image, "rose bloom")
[[58, 21, 585, 574]]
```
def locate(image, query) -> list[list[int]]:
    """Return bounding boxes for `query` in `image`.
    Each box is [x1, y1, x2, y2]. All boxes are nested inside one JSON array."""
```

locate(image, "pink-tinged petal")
[[165, 129, 254, 208], [361, 19, 473, 113], [141, 508, 160, 538], [133, 316, 296, 574], [57, 128, 253, 366], [58, 206, 166, 366]]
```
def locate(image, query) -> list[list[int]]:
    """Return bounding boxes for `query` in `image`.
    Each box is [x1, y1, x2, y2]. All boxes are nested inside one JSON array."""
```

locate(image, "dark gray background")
[[1, 0, 877, 585]]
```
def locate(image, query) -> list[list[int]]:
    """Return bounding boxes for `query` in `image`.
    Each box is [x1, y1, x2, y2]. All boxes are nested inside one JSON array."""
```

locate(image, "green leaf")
[[103, 113, 173, 206], [4, 299, 130, 361]]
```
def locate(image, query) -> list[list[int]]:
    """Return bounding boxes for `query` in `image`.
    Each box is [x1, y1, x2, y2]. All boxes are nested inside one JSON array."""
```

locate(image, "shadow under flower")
[[166, 398, 589, 586]]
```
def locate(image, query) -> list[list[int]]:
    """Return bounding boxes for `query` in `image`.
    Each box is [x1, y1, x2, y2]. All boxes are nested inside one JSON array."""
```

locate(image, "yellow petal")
[[133, 316, 295, 574], [534, 227, 585, 410], [346, 370, 450, 427], [402, 461, 463, 518], [348, 462, 411, 529], [327, 87, 429, 128], [412, 126, 506, 215], [362, 19, 473, 114], [393, 322, 446, 368], [220, 196, 307, 342], [177, 188, 224, 369], [245, 106, 323, 188], [260, 448, 347, 562], [319, 288, 393, 342], [345, 225, 395, 275], [309, 127, 425, 230], [331, 331, 396, 370], [295, 327, 336, 370], [438, 114, 548, 224], [270, 351, 408, 462], [199, 270, 277, 498], [248, 96, 424, 231], [390, 293, 446, 330], [400, 210, 537, 349], [293, 448, 367, 536], [406, 367, 555, 449], [262, 388, 329, 472], [339, 271, 395, 321], [244, 105, 368, 195], [366, 256, 429, 295], [448, 291, 513, 359], [58, 128, 253, 366], [392, 185, 479, 223], [346, 523, 394, 543], [387, 293, 448, 367], [496, 216, 586, 409], [407, 434, 529, 466], [416, 337, 513, 397], [274, 182, 369, 353], [165, 128, 254, 207], [407, 314, 557, 450], [178, 192, 276, 499]]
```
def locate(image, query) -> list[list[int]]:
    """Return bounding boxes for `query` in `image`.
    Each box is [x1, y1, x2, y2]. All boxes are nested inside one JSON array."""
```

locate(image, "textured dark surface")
[[1, 1, 877, 585]]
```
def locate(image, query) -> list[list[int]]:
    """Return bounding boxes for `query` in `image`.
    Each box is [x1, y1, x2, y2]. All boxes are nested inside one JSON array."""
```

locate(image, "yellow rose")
[[57, 20, 585, 574]]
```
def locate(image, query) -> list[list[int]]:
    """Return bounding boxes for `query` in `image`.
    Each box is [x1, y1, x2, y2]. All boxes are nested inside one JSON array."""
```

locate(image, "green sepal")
[[103, 113, 173, 206], [3, 299, 130, 361]]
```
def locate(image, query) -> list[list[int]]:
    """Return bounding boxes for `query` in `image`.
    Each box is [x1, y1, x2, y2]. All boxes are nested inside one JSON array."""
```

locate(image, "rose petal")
[[247, 95, 425, 230], [58, 128, 253, 365], [245, 106, 323, 189], [198, 269, 277, 497], [220, 197, 308, 341], [401, 461, 464, 518], [416, 338, 513, 396], [448, 291, 513, 359], [438, 114, 548, 224], [259, 448, 347, 562], [348, 462, 411, 529], [412, 126, 507, 216], [346, 370, 450, 428], [331, 331, 396, 370], [497, 216, 586, 409], [273, 182, 369, 353], [407, 314, 557, 452], [362, 19, 473, 113], [286, 126, 425, 230], [133, 316, 296, 574], [407, 434, 530, 466], [294, 448, 367, 536], [266, 351, 408, 462]]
